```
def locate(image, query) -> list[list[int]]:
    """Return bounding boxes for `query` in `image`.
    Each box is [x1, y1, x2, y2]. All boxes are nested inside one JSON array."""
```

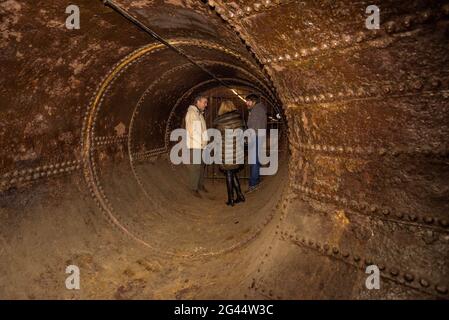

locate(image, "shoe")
[[191, 190, 202, 198], [235, 196, 245, 203], [245, 184, 259, 194]]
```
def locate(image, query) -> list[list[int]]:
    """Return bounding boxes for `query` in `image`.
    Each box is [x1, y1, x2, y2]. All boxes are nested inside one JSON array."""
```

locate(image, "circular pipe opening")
[[82, 41, 288, 257]]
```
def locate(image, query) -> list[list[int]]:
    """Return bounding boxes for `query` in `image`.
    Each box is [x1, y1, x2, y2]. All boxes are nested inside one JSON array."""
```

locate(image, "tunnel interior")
[[1, 0, 448, 299]]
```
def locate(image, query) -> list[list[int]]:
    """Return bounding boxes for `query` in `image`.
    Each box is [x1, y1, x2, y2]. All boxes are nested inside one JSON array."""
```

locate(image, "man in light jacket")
[[185, 94, 209, 198], [245, 93, 267, 193]]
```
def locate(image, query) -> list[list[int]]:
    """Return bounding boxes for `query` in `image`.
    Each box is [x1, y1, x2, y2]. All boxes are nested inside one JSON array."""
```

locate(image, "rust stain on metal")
[[0, 0, 448, 299]]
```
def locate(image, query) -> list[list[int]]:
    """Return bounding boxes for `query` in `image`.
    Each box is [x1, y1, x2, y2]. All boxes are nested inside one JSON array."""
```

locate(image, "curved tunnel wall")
[[0, 0, 448, 299]]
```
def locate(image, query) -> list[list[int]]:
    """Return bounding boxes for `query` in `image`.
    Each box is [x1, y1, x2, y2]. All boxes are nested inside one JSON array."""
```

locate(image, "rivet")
[[404, 273, 414, 282], [353, 255, 361, 262], [413, 81, 423, 90], [431, 79, 441, 88], [357, 88, 365, 97], [330, 40, 339, 48], [435, 285, 448, 294], [403, 16, 412, 28], [253, 3, 262, 11], [332, 247, 339, 254], [424, 217, 434, 224], [386, 21, 396, 33], [420, 10, 432, 21], [419, 278, 429, 288], [390, 268, 399, 277]]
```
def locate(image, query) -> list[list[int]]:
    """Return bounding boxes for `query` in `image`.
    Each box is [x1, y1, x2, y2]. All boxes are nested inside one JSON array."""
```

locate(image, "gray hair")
[[194, 94, 208, 105]]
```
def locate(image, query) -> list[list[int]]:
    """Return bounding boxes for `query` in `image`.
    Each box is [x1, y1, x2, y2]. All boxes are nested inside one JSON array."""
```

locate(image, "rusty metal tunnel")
[[0, 0, 448, 299]]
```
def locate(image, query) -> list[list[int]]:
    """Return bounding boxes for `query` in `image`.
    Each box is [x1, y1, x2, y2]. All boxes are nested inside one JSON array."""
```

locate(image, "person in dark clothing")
[[213, 100, 246, 206], [245, 93, 267, 193]]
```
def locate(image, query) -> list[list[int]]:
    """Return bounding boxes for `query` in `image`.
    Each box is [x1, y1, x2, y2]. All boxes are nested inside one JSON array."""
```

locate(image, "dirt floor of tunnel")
[[0, 164, 287, 299], [0, 169, 439, 300], [92, 148, 288, 257]]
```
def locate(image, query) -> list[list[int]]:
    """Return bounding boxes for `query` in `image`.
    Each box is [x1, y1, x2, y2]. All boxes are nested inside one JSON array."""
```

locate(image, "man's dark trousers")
[[188, 148, 205, 191]]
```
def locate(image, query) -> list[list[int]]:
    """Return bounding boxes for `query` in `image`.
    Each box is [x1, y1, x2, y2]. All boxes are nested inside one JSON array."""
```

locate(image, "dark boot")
[[191, 189, 202, 199], [232, 171, 245, 203], [225, 171, 234, 206]]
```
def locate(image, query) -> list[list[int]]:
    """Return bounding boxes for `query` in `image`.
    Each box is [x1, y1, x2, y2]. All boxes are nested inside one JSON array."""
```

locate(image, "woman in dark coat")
[[213, 100, 246, 206]]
